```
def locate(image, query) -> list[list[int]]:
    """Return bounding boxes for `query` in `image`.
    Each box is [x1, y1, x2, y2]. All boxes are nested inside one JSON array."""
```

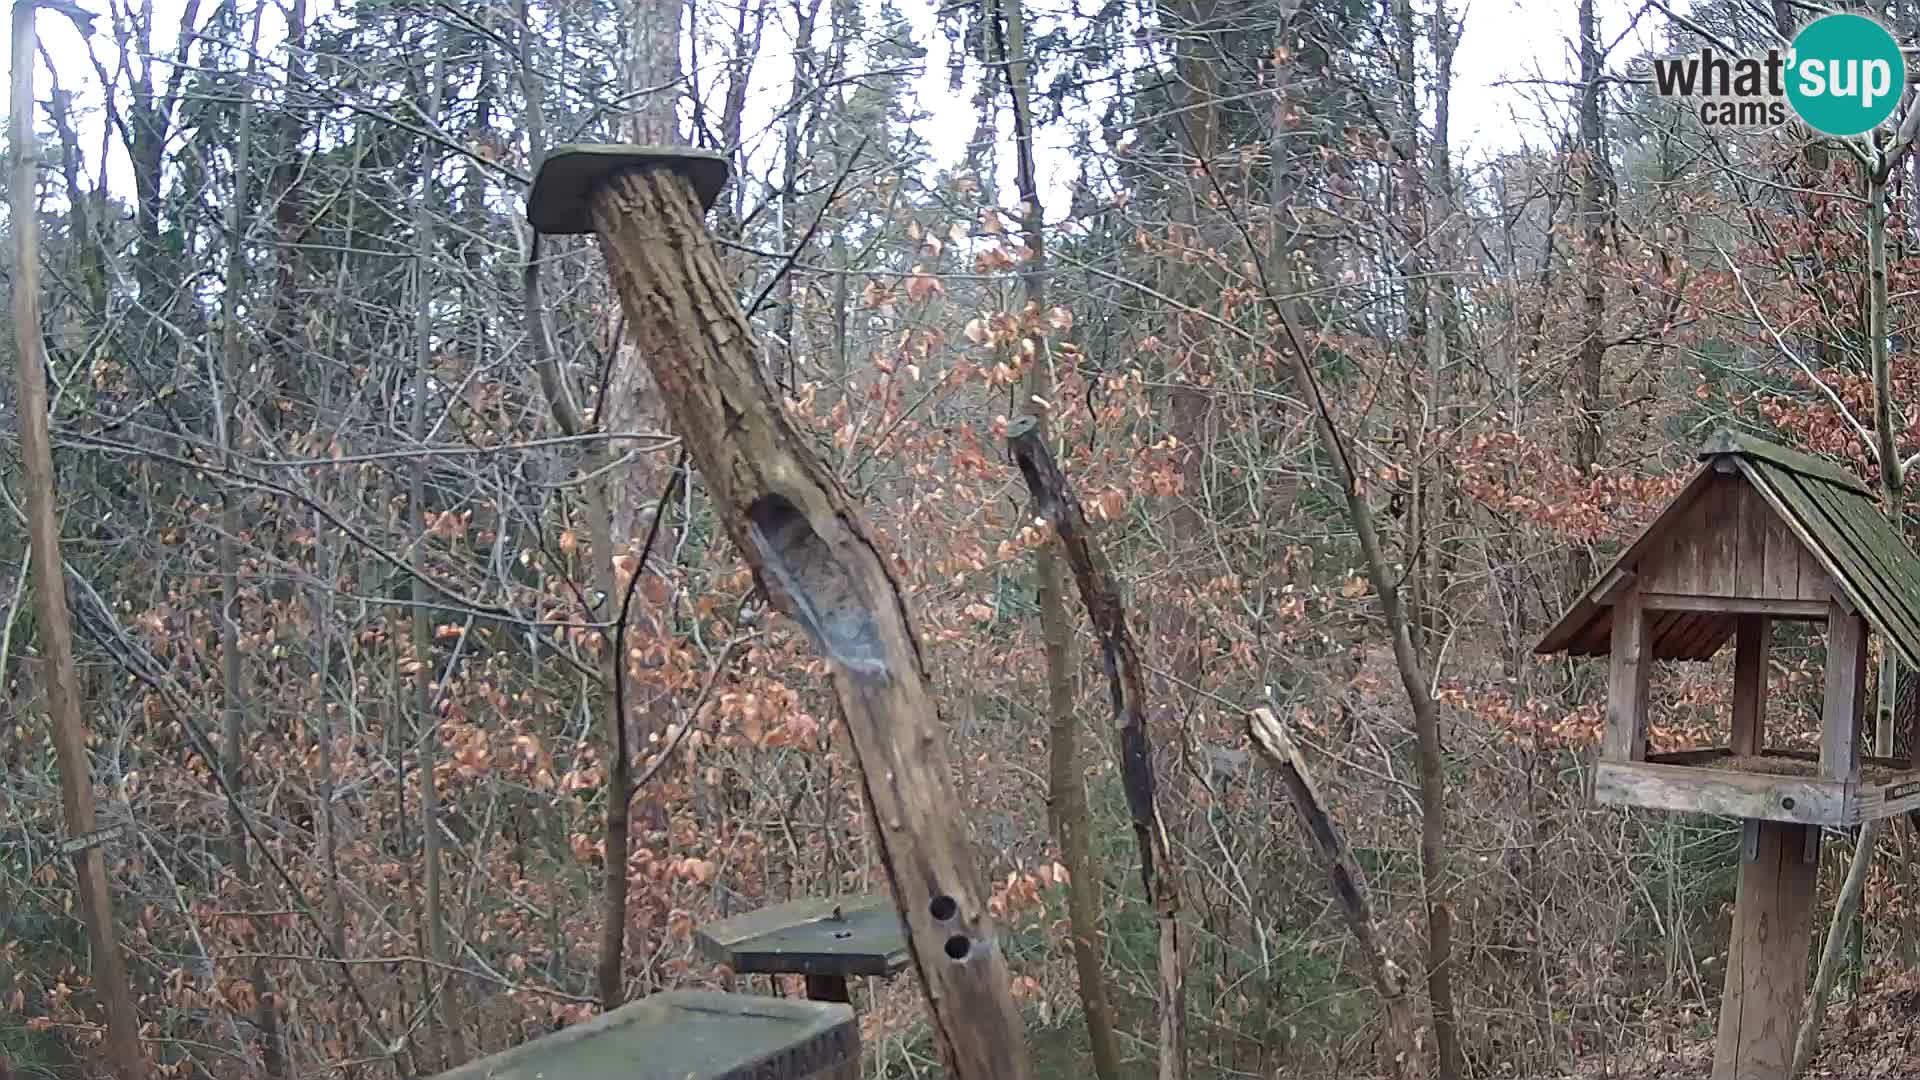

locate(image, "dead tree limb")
[[1249, 707, 1425, 1077], [1005, 414, 1186, 1080], [529, 149, 1029, 1080]]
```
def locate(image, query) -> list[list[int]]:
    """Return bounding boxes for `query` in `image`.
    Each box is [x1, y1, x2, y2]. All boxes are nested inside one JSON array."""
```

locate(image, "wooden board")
[[694, 895, 910, 979], [428, 990, 858, 1080], [1713, 821, 1817, 1080], [1593, 760, 1847, 825], [1603, 590, 1651, 762], [1733, 616, 1769, 756], [1822, 600, 1867, 783]]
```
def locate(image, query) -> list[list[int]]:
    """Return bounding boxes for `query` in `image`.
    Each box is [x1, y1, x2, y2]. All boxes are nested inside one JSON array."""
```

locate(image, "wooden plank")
[[1734, 480, 1771, 597], [1741, 463, 1855, 612], [1594, 761, 1847, 824], [1699, 428, 1872, 495], [1604, 590, 1652, 762], [1794, 476, 1920, 637], [1645, 747, 1737, 766], [1638, 594, 1827, 618], [1713, 821, 1818, 1080], [1822, 599, 1867, 783], [1670, 611, 1732, 661], [1810, 477, 1920, 671], [1595, 567, 1637, 605], [1537, 463, 1722, 655], [1701, 477, 1738, 596], [1853, 773, 1920, 823], [1733, 616, 1770, 755], [1760, 502, 1805, 600], [427, 990, 860, 1080]]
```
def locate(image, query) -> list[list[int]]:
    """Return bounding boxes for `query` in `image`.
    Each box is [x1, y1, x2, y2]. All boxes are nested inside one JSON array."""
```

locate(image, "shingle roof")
[[1535, 430, 1920, 670]]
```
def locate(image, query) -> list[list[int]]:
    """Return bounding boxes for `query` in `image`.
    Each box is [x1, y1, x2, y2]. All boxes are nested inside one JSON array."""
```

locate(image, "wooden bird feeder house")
[[1537, 429, 1920, 1080]]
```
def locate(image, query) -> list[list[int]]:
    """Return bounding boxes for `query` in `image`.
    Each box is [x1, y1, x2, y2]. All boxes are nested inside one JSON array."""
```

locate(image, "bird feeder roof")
[[1536, 429, 1920, 670]]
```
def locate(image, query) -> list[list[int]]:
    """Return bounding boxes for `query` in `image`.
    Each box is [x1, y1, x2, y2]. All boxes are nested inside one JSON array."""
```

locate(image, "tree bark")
[[1248, 707, 1425, 1078], [215, 18, 283, 1073], [408, 38, 464, 1069], [1005, 418, 1186, 1080], [1266, 302, 1460, 1080], [582, 164, 1030, 1080], [9, 4, 146, 1076], [994, 0, 1122, 1073], [1571, 0, 1611, 597]]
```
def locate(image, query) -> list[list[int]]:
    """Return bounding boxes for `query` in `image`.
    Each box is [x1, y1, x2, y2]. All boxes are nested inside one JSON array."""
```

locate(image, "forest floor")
[[1571, 984, 1920, 1079]]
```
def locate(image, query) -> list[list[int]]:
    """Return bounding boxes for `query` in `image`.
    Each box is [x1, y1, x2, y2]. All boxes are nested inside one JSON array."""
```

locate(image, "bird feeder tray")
[[695, 894, 910, 1004], [426, 990, 857, 1080], [526, 144, 730, 235]]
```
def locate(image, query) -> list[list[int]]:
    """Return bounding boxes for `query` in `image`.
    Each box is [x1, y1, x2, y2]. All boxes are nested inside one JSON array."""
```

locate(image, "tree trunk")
[[580, 162, 1030, 1079], [9, 5, 146, 1076], [1004, 420, 1186, 1080], [216, 20, 283, 1073], [1571, 0, 1610, 597], [408, 39, 464, 1069], [1249, 708, 1425, 1077], [995, 1, 1122, 1073]]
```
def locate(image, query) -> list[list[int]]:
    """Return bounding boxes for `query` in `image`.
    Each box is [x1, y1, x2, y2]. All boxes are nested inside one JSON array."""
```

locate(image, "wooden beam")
[[1594, 761, 1846, 826], [565, 158, 1028, 1080], [1822, 600, 1867, 784], [1713, 822, 1818, 1080], [1594, 567, 1636, 605], [1604, 590, 1652, 762], [1733, 616, 1770, 756], [1638, 594, 1827, 619]]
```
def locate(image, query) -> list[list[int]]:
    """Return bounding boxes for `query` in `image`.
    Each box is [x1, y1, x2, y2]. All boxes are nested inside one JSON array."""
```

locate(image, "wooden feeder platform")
[[428, 990, 857, 1080], [1598, 747, 1920, 826], [694, 894, 910, 1004]]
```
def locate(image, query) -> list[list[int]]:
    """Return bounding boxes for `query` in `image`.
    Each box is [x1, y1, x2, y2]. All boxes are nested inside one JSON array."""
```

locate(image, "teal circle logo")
[[1787, 13, 1906, 137]]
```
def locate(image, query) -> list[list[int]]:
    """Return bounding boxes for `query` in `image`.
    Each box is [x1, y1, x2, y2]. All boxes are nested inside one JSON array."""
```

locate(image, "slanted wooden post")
[[527, 147, 1029, 1080]]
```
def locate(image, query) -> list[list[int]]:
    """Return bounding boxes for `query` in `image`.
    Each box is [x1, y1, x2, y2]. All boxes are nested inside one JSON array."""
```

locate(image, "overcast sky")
[[4, 0, 1647, 222]]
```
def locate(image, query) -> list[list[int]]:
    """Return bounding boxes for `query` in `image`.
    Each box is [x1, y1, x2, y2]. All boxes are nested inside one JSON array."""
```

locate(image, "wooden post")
[[1821, 600, 1867, 783], [528, 148, 1028, 1080], [1713, 821, 1818, 1080], [1732, 616, 1769, 756], [1603, 589, 1651, 762]]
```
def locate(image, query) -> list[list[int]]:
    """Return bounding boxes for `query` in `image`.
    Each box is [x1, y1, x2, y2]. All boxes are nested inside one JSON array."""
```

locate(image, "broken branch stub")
[[1004, 415, 1188, 1080], [1248, 707, 1426, 1078], [541, 153, 1029, 1080]]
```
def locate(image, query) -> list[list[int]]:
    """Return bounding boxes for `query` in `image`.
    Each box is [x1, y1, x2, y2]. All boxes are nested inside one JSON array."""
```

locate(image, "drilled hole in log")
[[929, 895, 958, 922], [1782, 796, 1796, 810], [944, 934, 971, 960], [746, 494, 888, 681]]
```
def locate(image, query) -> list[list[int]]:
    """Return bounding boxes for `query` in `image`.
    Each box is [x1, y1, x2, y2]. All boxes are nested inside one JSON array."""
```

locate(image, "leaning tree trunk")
[[572, 160, 1031, 1080], [10, 3, 146, 1076]]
